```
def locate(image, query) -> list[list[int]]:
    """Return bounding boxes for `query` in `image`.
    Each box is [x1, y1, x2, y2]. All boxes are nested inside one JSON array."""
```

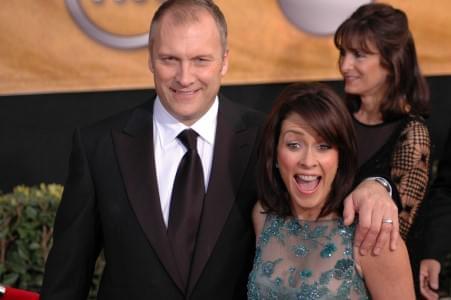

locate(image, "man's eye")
[[161, 57, 176, 62], [195, 57, 210, 64]]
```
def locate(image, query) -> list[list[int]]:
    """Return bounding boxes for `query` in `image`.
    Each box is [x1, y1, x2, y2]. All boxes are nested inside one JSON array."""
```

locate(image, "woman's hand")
[[420, 259, 441, 300]]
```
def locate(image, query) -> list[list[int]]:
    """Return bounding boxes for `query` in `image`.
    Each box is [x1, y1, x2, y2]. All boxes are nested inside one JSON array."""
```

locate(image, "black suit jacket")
[[422, 129, 451, 262], [41, 96, 265, 299]]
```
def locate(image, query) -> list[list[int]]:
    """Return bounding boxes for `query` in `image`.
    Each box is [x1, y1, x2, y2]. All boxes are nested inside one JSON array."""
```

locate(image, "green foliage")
[[0, 184, 104, 299], [0, 184, 62, 291]]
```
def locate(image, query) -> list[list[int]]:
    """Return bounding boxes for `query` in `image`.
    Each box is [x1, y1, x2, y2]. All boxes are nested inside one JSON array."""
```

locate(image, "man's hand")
[[343, 179, 399, 255], [420, 259, 441, 300]]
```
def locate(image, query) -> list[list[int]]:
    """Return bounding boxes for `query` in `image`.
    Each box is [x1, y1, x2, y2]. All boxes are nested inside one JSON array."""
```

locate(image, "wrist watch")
[[365, 177, 392, 197]]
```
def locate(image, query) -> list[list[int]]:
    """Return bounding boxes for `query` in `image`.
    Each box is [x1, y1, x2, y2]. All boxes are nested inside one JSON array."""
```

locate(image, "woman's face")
[[277, 113, 339, 220], [339, 40, 389, 100]]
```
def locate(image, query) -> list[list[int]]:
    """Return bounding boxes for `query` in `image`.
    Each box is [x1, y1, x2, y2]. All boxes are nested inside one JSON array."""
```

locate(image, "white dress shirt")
[[153, 96, 218, 226]]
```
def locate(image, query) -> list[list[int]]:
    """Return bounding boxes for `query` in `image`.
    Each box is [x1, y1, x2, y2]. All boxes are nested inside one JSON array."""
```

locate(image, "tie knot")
[[178, 129, 198, 151]]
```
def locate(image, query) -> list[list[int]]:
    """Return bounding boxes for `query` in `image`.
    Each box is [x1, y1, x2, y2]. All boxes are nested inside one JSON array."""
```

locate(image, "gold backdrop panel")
[[0, 0, 450, 95]]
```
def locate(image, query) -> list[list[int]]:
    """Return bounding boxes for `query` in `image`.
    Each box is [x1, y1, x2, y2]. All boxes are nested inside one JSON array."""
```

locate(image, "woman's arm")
[[357, 237, 415, 299], [391, 119, 430, 239]]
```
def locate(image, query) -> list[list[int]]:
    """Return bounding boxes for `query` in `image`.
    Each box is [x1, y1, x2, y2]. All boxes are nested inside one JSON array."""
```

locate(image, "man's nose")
[[176, 62, 194, 86]]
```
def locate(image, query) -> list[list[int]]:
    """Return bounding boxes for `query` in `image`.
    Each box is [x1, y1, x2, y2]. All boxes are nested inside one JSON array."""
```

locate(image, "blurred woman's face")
[[338, 40, 389, 101], [277, 113, 339, 220]]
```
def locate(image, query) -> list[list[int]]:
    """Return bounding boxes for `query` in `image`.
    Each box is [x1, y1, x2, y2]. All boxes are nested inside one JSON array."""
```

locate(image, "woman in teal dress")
[[247, 82, 414, 299]]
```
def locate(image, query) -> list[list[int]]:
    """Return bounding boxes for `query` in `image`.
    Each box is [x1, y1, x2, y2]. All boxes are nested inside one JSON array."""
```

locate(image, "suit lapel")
[[188, 98, 260, 294], [112, 100, 185, 292]]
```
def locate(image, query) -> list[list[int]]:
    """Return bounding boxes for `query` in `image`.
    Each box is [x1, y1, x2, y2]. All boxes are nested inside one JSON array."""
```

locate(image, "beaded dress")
[[247, 214, 370, 300]]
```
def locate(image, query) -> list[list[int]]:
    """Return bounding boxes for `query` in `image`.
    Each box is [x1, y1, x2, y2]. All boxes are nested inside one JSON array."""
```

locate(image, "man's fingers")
[[389, 207, 399, 251], [370, 201, 398, 254], [353, 203, 373, 254], [358, 222, 380, 256], [372, 222, 392, 255], [374, 205, 398, 254], [353, 226, 365, 251], [361, 199, 384, 255], [342, 194, 355, 226]]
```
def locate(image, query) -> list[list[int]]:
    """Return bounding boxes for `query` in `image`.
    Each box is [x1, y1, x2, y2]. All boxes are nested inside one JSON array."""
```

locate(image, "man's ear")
[[148, 42, 155, 73], [148, 54, 154, 74], [220, 49, 229, 76]]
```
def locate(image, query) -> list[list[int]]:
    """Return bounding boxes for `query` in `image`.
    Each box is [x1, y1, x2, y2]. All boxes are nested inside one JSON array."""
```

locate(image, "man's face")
[[149, 10, 229, 126]]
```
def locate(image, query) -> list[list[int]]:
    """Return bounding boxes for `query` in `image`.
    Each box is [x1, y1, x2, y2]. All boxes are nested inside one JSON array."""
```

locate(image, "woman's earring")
[[275, 162, 279, 169]]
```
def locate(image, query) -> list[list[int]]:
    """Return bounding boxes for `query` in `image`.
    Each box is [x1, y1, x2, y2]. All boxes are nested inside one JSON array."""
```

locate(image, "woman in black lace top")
[[334, 3, 431, 240]]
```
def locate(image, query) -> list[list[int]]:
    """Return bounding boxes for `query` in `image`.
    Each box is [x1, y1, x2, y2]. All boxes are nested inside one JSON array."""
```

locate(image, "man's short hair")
[[148, 0, 228, 52]]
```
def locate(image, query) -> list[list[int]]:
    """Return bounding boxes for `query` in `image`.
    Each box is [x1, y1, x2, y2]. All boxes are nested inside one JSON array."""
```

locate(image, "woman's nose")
[[299, 148, 317, 168]]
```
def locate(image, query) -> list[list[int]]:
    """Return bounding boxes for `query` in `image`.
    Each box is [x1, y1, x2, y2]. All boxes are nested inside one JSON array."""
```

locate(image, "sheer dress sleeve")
[[391, 118, 430, 239]]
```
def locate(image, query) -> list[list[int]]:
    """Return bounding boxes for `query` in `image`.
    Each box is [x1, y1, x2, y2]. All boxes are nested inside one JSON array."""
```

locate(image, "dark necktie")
[[167, 129, 205, 289]]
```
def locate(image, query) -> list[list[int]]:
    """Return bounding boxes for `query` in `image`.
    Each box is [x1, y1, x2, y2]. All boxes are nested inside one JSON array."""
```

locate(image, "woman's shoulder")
[[399, 115, 430, 143], [404, 114, 427, 126]]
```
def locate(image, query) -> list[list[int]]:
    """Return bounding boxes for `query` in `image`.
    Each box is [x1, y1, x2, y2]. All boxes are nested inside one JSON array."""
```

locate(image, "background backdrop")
[[1, 0, 451, 95], [1, 0, 451, 191]]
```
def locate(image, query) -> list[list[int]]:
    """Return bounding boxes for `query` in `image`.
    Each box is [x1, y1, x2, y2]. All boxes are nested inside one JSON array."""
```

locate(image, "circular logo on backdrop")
[[278, 0, 372, 35], [65, 0, 161, 49]]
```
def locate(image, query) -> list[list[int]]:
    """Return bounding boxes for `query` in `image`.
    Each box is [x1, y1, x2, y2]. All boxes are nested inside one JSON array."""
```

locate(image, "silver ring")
[[382, 218, 394, 225]]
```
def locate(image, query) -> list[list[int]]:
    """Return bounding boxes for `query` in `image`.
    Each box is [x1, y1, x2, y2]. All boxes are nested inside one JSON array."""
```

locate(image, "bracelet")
[[365, 177, 392, 197]]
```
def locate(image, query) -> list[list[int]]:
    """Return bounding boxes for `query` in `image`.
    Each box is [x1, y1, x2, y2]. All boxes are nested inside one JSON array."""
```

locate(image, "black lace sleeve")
[[391, 118, 431, 239]]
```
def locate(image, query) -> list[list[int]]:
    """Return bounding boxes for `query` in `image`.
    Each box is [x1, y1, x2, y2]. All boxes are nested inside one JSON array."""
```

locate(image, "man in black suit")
[[420, 129, 451, 300], [41, 1, 399, 299]]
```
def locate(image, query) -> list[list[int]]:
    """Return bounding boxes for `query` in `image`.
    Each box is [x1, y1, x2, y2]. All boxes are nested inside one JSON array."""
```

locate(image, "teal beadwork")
[[300, 269, 313, 278], [262, 259, 282, 277], [293, 244, 309, 257], [320, 243, 337, 258], [247, 214, 370, 300]]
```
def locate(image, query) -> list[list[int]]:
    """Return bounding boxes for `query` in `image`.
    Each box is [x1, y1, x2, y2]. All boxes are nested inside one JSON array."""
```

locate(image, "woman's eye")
[[318, 144, 332, 151], [287, 142, 301, 150], [287, 142, 299, 149], [354, 50, 366, 58]]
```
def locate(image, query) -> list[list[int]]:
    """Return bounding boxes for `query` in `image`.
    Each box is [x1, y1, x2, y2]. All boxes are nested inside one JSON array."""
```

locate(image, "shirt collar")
[[153, 96, 218, 148]]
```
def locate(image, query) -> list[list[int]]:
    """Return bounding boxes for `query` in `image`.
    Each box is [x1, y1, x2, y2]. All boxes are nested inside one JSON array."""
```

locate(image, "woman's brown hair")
[[334, 3, 430, 121]]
